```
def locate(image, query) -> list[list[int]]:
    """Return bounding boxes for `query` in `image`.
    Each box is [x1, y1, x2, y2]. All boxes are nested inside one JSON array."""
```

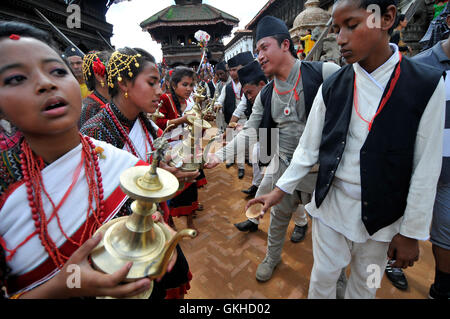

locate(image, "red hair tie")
[[9, 34, 20, 40], [92, 58, 106, 77]]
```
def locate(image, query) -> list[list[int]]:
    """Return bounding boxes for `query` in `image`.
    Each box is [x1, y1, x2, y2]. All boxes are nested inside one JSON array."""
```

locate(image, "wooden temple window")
[[177, 35, 185, 46]]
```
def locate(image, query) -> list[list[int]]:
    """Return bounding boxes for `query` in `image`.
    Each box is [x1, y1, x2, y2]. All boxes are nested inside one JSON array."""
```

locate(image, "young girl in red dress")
[[156, 67, 209, 230]]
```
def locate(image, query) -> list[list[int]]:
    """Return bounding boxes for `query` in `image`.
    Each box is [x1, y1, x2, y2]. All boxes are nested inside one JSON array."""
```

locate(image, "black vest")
[[244, 98, 253, 119], [207, 81, 215, 98], [223, 82, 241, 124], [259, 61, 324, 165], [317, 57, 443, 235]]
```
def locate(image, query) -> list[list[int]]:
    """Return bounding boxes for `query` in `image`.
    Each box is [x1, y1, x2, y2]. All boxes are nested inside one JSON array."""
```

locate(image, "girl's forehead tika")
[[9, 34, 20, 40]]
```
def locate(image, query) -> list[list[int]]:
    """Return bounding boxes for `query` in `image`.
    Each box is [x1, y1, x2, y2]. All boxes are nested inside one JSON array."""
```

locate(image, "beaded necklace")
[[0, 134, 104, 268], [106, 103, 154, 162]]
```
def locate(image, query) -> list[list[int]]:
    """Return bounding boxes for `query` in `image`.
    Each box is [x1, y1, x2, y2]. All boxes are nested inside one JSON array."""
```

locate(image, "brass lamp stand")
[[90, 135, 197, 299], [169, 84, 219, 175]]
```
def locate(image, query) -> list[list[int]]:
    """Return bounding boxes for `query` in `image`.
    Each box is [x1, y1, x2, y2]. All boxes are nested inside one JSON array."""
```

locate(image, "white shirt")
[[232, 94, 249, 124], [276, 45, 446, 243]]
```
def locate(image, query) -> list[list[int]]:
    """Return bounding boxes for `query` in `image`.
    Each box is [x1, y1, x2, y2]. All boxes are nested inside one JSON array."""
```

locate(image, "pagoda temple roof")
[[140, 2, 239, 31]]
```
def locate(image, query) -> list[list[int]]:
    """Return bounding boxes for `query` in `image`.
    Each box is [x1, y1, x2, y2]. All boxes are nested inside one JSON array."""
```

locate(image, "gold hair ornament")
[[82, 52, 99, 82], [107, 51, 142, 89]]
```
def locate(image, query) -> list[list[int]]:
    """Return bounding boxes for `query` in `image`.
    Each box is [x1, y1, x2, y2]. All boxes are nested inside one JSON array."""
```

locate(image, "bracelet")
[[10, 291, 27, 299]]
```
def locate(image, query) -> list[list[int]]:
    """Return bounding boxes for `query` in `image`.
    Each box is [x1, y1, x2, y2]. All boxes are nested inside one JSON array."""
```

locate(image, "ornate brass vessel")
[[90, 135, 197, 299], [169, 84, 219, 173], [148, 101, 164, 122]]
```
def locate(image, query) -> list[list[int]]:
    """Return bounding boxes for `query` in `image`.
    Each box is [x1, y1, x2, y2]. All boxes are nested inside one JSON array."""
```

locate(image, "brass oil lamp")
[[169, 84, 218, 175], [90, 136, 197, 299], [147, 101, 165, 122]]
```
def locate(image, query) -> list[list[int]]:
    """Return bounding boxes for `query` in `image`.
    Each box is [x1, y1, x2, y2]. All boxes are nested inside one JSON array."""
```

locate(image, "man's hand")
[[203, 153, 222, 169], [245, 187, 286, 218], [387, 234, 419, 269], [214, 104, 222, 113]]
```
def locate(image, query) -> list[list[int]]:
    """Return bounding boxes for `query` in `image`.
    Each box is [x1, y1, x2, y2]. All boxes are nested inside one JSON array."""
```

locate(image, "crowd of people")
[[0, 0, 448, 300]]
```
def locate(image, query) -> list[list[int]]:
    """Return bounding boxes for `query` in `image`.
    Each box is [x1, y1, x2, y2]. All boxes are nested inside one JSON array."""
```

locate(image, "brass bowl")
[[245, 203, 264, 219]]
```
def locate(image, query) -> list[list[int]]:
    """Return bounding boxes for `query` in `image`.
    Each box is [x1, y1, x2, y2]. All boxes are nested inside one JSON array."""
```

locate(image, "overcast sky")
[[105, 0, 268, 63]]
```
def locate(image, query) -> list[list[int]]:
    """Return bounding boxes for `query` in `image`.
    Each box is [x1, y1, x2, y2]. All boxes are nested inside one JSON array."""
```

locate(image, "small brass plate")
[[120, 167, 179, 203], [245, 203, 263, 219], [187, 116, 212, 129]]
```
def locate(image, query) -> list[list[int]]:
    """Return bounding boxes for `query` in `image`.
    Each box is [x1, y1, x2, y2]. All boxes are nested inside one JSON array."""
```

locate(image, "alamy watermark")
[[66, 4, 81, 29], [366, 264, 382, 289], [66, 264, 81, 289]]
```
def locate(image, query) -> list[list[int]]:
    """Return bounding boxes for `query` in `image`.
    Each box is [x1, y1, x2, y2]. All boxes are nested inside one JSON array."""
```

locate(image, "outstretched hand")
[[245, 187, 286, 219], [203, 153, 222, 169]]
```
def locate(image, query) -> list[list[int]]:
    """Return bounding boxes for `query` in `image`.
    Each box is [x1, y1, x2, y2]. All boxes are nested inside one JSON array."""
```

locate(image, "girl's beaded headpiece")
[[83, 51, 108, 80], [107, 50, 141, 88]]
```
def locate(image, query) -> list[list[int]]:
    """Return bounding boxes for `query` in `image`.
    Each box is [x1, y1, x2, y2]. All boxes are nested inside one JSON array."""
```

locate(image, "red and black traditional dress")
[[0, 124, 22, 151], [156, 93, 207, 218], [0, 135, 151, 298], [78, 90, 109, 128], [80, 102, 192, 299]]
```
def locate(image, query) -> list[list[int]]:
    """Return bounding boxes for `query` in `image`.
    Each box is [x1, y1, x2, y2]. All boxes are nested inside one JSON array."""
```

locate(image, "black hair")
[[336, 0, 398, 34], [244, 75, 268, 87], [84, 50, 112, 91], [0, 20, 59, 53], [169, 67, 196, 115], [108, 47, 156, 98], [271, 34, 298, 59]]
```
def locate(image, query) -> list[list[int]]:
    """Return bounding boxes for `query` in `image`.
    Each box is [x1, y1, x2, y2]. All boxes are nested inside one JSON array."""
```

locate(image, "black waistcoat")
[[207, 81, 215, 98], [223, 82, 240, 124], [258, 61, 324, 165], [244, 98, 253, 119], [317, 56, 443, 235]]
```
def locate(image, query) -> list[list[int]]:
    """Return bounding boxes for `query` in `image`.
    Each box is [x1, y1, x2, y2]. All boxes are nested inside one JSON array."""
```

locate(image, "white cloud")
[[105, 0, 268, 63]]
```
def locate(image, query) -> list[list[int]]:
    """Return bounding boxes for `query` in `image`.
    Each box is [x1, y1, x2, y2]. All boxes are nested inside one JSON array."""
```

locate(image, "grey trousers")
[[254, 156, 315, 265]]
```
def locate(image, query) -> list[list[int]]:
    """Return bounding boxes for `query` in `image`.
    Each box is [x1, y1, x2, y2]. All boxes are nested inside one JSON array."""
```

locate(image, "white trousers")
[[308, 217, 389, 299]]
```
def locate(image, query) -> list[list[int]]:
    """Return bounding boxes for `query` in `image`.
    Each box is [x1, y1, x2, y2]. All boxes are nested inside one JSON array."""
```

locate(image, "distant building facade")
[[224, 30, 254, 61]]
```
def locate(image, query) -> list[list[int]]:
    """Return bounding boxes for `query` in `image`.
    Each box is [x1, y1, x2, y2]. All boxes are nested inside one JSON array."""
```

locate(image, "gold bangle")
[[10, 291, 27, 299]]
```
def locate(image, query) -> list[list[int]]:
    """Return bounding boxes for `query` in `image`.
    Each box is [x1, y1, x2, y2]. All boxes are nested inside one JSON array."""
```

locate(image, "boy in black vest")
[[230, 60, 267, 197], [206, 16, 340, 282], [247, 0, 446, 298]]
